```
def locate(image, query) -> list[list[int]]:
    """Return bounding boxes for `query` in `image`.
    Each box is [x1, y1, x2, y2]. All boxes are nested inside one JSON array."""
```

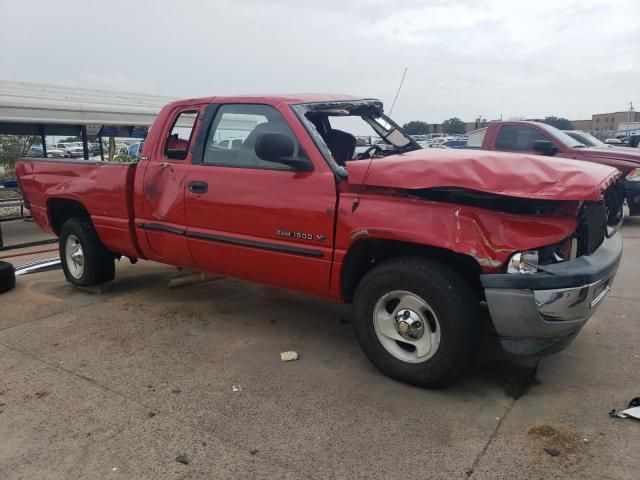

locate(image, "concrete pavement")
[[0, 220, 638, 479]]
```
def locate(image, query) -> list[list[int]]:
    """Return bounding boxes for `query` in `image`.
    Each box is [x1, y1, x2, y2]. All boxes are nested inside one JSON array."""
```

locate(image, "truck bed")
[[16, 158, 140, 257]]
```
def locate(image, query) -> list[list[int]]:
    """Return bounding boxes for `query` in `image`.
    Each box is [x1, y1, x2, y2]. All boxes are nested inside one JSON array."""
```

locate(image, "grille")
[[577, 202, 605, 256], [576, 182, 623, 256]]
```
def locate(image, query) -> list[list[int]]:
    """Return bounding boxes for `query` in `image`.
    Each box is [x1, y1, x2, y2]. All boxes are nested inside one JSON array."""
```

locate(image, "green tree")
[[402, 121, 430, 135], [0, 135, 40, 175], [442, 117, 466, 135], [60, 136, 82, 142], [542, 116, 574, 130]]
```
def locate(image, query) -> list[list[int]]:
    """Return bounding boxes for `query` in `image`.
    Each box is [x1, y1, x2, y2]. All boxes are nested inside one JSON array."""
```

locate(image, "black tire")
[[0, 261, 16, 294], [59, 217, 115, 286], [352, 257, 480, 388]]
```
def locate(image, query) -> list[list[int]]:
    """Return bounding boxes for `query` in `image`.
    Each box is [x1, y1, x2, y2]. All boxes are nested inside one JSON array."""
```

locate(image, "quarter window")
[[203, 104, 303, 170], [164, 110, 198, 160], [495, 125, 552, 151]]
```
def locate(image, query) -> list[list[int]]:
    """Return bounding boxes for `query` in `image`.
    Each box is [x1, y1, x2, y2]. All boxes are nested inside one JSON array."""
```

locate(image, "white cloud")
[[0, 0, 638, 123]]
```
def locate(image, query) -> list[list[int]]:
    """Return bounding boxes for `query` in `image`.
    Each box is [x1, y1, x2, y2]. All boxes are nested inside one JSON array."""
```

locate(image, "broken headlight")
[[507, 251, 539, 273], [506, 239, 573, 274]]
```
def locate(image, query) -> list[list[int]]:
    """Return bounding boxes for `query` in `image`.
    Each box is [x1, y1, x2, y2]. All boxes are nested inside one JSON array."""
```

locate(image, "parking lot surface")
[[1, 219, 639, 479]]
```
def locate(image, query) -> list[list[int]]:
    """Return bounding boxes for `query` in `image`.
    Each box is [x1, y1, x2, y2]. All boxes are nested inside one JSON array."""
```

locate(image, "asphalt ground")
[[0, 218, 638, 479]]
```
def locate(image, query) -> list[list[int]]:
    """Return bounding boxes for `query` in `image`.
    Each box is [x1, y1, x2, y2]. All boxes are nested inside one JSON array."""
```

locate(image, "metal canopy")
[[0, 80, 175, 127], [0, 80, 177, 159]]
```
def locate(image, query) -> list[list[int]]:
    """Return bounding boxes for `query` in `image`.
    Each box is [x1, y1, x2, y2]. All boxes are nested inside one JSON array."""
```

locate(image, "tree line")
[[402, 116, 575, 135]]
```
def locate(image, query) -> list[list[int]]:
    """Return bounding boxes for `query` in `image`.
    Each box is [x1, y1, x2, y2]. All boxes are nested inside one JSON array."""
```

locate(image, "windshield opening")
[[566, 131, 606, 148], [292, 100, 420, 169], [536, 123, 585, 148]]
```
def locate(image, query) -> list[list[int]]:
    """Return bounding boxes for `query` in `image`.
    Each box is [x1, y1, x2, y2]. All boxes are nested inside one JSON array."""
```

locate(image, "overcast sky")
[[0, 0, 638, 124]]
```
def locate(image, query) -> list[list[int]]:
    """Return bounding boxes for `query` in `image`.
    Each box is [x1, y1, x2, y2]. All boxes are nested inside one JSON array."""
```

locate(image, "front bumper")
[[480, 234, 622, 355]]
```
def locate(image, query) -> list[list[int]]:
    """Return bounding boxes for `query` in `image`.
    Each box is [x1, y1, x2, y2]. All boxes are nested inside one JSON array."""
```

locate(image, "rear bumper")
[[480, 234, 622, 355]]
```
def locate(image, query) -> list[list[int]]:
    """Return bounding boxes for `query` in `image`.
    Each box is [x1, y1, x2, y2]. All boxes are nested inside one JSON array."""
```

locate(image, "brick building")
[[569, 111, 639, 138]]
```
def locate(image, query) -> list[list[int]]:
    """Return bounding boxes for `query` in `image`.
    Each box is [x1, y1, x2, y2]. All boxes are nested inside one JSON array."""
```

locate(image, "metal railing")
[[0, 186, 57, 251]]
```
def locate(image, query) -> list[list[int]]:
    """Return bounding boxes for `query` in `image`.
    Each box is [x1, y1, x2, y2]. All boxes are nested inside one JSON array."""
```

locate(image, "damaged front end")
[[475, 181, 624, 356]]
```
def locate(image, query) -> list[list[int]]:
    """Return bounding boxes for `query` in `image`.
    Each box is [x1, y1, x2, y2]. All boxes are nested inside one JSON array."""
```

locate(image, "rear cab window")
[[495, 125, 551, 151], [164, 110, 198, 160]]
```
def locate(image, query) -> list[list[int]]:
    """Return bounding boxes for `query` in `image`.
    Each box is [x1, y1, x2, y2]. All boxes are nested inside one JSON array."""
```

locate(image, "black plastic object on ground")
[[0, 260, 16, 293]]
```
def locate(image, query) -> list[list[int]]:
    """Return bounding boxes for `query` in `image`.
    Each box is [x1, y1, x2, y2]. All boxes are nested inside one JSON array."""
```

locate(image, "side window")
[[164, 110, 198, 160], [495, 125, 551, 151], [203, 104, 302, 169]]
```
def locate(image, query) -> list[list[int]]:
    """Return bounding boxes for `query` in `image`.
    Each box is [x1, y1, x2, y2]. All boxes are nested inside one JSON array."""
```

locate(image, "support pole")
[[40, 125, 47, 158], [81, 125, 89, 160], [98, 134, 105, 161]]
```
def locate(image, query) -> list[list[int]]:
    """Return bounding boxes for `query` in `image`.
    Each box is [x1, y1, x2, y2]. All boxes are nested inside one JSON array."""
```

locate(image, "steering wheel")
[[357, 145, 383, 160]]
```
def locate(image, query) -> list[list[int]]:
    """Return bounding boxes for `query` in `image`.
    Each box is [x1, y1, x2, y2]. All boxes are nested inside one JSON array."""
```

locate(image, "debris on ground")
[[175, 453, 189, 465], [250, 449, 259, 455], [280, 351, 299, 362], [232, 384, 242, 392], [147, 411, 156, 418], [171, 388, 181, 394], [527, 422, 580, 456], [609, 397, 640, 419]]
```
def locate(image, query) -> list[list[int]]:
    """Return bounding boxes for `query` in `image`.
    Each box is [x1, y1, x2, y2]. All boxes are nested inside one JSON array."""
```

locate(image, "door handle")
[[188, 181, 208, 194], [159, 162, 171, 169]]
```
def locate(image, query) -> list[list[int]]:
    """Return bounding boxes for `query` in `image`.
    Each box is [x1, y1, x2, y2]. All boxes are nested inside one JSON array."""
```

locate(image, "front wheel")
[[352, 257, 480, 387], [60, 217, 115, 286]]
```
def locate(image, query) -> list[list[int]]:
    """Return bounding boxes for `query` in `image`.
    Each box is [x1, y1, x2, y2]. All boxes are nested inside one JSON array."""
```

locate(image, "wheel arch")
[[47, 198, 91, 235], [340, 238, 483, 303]]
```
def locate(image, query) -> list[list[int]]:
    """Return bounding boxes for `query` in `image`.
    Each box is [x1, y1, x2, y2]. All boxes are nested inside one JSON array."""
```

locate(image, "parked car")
[[562, 130, 618, 149], [54, 143, 84, 158], [16, 94, 623, 387], [604, 138, 627, 146], [469, 121, 640, 215], [441, 139, 467, 149], [215, 138, 244, 149], [29, 145, 64, 157]]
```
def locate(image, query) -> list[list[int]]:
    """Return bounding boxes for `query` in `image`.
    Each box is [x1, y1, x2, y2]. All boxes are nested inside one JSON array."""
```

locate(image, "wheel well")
[[48, 199, 90, 235], [340, 238, 483, 303]]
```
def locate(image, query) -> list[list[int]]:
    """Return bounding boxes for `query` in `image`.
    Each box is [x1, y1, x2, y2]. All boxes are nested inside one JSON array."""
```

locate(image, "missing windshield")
[[292, 100, 420, 169]]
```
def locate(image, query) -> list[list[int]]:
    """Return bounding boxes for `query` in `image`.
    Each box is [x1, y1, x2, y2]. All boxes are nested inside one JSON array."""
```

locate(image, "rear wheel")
[[59, 217, 115, 286], [352, 257, 480, 387]]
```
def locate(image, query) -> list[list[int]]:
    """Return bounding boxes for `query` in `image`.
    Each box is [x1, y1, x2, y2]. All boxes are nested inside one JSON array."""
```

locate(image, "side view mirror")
[[255, 133, 312, 172], [532, 140, 559, 156]]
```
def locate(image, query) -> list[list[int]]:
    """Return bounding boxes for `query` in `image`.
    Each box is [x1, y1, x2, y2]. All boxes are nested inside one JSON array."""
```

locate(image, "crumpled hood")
[[346, 149, 620, 201]]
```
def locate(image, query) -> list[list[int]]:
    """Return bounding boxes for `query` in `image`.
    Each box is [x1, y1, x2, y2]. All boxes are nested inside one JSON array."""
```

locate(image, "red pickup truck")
[[16, 95, 624, 387], [469, 121, 640, 214]]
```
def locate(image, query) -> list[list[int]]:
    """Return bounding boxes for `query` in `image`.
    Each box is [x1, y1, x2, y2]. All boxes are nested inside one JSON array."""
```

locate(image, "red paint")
[[347, 148, 619, 200], [15, 95, 619, 302]]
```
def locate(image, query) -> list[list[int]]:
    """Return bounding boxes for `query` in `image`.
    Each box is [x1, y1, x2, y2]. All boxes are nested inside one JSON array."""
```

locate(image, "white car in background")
[[54, 142, 84, 158]]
